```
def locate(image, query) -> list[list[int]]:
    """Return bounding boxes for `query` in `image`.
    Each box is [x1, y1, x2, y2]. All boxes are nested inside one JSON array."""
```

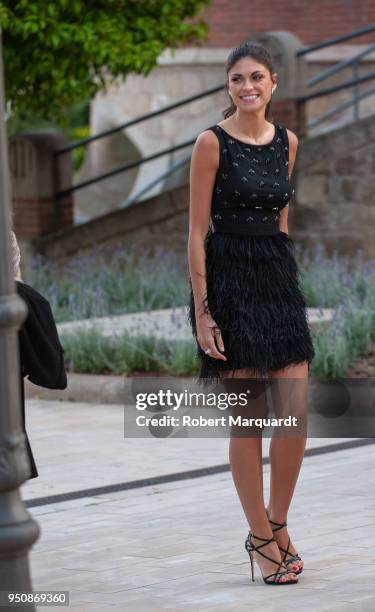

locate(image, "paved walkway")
[[21, 400, 375, 611], [22, 399, 357, 501]]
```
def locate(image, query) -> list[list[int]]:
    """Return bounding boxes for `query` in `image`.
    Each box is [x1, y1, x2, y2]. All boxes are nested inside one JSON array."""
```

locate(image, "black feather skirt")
[[188, 230, 315, 380]]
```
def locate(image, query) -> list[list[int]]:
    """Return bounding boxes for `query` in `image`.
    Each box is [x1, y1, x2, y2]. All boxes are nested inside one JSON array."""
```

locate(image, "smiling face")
[[227, 56, 277, 113]]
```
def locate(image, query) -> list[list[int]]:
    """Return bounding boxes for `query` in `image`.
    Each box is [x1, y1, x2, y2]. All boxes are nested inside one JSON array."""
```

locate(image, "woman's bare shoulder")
[[195, 127, 219, 147], [193, 129, 219, 168]]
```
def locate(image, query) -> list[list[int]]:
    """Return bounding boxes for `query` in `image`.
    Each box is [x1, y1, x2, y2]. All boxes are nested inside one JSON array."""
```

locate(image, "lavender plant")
[[28, 243, 189, 323], [306, 247, 375, 377]]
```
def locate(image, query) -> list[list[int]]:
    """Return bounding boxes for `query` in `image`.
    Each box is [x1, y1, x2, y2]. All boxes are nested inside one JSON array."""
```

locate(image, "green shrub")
[[61, 329, 199, 377]]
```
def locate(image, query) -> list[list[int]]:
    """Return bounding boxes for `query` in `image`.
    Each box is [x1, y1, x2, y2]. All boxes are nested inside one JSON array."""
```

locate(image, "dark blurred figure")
[[11, 231, 67, 479]]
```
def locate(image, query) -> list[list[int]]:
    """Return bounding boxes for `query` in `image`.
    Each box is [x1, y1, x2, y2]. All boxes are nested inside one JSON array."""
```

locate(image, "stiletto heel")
[[247, 545, 255, 582], [266, 513, 304, 575], [244, 532, 298, 585]]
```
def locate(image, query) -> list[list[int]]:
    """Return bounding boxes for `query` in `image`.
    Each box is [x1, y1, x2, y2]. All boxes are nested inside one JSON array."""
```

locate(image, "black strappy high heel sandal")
[[244, 532, 298, 585], [267, 517, 304, 575]]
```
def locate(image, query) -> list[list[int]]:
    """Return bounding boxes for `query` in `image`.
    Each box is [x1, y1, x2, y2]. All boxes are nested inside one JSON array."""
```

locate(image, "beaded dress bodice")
[[208, 123, 294, 235]]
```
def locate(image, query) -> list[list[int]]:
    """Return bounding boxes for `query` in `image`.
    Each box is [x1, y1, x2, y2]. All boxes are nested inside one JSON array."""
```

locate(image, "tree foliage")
[[0, 0, 211, 119]]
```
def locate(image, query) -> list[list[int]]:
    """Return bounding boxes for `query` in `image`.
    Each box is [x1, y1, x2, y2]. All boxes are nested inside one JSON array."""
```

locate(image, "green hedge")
[[61, 330, 199, 377]]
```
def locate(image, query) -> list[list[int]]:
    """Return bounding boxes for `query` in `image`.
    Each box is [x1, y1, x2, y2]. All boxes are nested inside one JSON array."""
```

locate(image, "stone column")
[[254, 31, 307, 135], [9, 131, 73, 240]]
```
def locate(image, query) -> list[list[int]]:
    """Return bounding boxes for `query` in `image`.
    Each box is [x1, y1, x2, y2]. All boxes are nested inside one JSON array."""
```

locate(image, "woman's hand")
[[196, 310, 227, 361]]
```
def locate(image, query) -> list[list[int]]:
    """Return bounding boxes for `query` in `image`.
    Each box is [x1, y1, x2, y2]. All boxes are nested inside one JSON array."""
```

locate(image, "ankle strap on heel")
[[247, 533, 277, 556], [249, 533, 275, 547], [245, 532, 294, 584], [267, 519, 302, 567], [265, 509, 288, 531], [268, 518, 287, 532]]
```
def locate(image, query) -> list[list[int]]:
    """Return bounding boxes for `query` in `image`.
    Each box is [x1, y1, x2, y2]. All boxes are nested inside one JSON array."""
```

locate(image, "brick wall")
[[198, 0, 375, 47]]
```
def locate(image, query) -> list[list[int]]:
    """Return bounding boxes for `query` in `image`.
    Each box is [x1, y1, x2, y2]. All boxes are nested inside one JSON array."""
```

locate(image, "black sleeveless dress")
[[188, 122, 315, 380]]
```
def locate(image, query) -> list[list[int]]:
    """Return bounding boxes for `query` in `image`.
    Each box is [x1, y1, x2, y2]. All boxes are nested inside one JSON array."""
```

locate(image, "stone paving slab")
[[26, 443, 375, 610]]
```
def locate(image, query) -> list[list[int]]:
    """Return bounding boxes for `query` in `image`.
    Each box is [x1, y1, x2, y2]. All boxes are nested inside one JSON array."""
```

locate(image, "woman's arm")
[[279, 129, 299, 235], [188, 130, 226, 361]]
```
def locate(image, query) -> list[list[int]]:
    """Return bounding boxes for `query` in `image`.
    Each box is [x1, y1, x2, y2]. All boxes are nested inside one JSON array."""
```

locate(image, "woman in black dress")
[[188, 43, 315, 585]]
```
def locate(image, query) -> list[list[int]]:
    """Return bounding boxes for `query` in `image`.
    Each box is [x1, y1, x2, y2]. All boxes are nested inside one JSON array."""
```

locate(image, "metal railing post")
[[353, 60, 359, 121], [0, 30, 40, 607]]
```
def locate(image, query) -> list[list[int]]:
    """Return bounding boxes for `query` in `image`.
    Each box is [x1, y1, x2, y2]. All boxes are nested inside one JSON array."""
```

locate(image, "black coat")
[[16, 281, 67, 479]]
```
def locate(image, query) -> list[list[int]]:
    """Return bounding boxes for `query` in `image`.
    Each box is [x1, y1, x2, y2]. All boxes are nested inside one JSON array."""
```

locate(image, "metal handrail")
[[297, 24, 375, 56], [57, 25, 375, 157], [57, 137, 196, 198], [308, 85, 375, 129], [296, 25, 375, 130], [297, 72, 375, 103], [56, 25, 375, 202], [121, 156, 190, 208], [56, 84, 225, 155], [307, 44, 375, 87]]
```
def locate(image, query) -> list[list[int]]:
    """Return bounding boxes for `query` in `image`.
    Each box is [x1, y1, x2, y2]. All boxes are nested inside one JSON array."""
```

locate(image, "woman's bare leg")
[[225, 368, 297, 582], [266, 361, 309, 572]]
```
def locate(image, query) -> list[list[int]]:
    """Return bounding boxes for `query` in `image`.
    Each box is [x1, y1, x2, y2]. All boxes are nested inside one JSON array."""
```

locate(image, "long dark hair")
[[223, 42, 275, 120]]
